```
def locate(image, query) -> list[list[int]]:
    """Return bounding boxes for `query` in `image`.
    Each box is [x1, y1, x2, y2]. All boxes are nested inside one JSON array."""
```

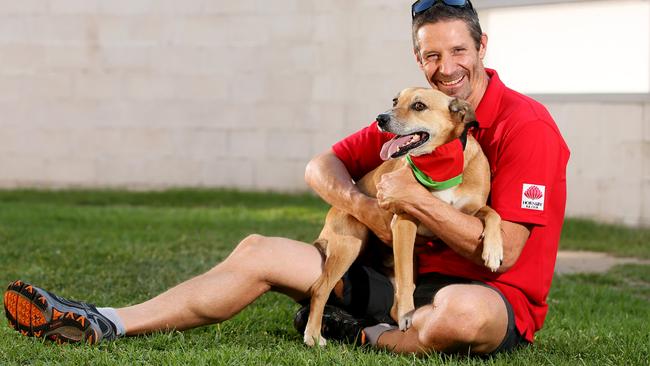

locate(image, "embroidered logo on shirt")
[[522, 184, 545, 211]]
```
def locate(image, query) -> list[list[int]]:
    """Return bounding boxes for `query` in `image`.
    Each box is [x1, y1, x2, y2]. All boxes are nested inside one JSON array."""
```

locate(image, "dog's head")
[[377, 88, 476, 160]]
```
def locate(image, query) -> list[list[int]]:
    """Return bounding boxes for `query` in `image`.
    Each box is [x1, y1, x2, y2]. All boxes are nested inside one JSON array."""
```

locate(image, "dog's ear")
[[448, 98, 476, 124]]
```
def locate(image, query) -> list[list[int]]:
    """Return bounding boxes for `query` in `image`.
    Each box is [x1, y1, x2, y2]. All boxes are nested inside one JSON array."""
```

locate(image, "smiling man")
[[298, 0, 569, 354], [4, 0, 568, 356], [414, 13, 487, 105]]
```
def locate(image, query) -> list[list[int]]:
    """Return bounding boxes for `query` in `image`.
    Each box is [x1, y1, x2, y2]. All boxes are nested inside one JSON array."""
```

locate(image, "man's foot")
[[293, 305, 367, 345], [3, 280, 118, 344]]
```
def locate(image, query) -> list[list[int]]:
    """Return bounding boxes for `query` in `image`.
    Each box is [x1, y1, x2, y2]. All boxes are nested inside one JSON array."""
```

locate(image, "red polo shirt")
[[331, 69, 570, 342]]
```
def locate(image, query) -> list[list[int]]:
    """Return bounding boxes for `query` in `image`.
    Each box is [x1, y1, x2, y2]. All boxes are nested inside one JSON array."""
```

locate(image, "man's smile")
[[438, 74, 465, 87]]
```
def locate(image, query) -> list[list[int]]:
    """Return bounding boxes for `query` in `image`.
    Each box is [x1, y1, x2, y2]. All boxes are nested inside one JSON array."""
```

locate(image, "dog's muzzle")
[[376, 113, 391, 131]]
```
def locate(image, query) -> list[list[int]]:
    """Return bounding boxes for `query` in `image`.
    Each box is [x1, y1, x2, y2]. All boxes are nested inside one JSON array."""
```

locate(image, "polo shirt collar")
[[475, 68, 505, 129]]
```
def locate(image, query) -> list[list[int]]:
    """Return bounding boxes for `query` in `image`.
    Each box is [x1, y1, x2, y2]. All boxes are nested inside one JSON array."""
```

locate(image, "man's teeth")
[[400, 134, 421, 148], [440, 75, 464, 86]]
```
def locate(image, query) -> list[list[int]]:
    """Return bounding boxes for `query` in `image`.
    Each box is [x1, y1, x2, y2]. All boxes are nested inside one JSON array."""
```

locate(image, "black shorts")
[[325, 263, 529, 354]]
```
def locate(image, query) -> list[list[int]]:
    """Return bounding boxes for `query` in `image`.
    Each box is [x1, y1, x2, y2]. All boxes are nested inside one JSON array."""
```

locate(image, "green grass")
[[0, 189, 648, 365], [560, 218, 650, 259]]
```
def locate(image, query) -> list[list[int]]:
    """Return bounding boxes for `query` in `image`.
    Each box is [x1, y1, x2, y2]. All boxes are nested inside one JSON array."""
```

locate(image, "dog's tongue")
[[380, 135, 413, 161]]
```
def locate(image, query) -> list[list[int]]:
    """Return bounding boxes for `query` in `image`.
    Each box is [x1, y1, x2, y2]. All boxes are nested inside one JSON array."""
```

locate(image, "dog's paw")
[[303, 333, 327, 347], [481, 235, 503, 272], [483, 253, 502, 272], [398, 309, 416, 331]]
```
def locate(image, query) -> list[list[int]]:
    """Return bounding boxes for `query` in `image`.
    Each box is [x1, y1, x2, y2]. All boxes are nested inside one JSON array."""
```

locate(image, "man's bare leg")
[[4, 234, 324, 343], [374, 284, 509, 355], [6, 235, 509, 354], [118, 234, 324, 335]]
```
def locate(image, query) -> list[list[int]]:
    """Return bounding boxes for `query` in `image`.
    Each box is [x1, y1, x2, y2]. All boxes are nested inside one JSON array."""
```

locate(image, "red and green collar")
[[407, 121, 478, 191]]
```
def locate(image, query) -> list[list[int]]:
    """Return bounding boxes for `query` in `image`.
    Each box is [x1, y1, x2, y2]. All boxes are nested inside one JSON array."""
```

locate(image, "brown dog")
[[303, 88, 503, 346]]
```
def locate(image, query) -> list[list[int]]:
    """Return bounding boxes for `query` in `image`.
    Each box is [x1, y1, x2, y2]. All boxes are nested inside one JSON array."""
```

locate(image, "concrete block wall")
[[545, 99, 650, 227], [1, 0, 649, 226], [0, 0, 424, 191]]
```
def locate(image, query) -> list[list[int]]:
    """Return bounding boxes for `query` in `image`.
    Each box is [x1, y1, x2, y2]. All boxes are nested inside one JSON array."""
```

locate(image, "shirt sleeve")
[[331, 122, 394, 181], [489, 120, 565, 226]]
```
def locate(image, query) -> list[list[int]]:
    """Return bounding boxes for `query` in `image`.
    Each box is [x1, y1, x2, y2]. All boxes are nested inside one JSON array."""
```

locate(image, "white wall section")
[[0, 0, 648, 226]]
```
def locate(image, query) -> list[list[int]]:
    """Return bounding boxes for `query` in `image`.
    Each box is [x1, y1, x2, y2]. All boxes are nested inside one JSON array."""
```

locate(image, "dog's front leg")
[[390, 213, 418, 331], [476, 206, 503, 272]]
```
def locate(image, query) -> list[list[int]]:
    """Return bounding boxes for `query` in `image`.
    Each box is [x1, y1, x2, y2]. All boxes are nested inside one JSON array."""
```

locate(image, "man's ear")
[[479, 33, 488, 60], [449, 98, 476, 124], [414, 48, 424, 70]]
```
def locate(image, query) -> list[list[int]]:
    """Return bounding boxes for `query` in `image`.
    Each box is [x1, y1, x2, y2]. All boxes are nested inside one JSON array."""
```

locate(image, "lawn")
[[0, 189, 648, 365]]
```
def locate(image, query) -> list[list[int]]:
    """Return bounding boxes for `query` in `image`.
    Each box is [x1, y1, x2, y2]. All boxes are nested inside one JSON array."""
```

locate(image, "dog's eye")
[[392, 98, 398, 107], [412, 102, 427, 111]]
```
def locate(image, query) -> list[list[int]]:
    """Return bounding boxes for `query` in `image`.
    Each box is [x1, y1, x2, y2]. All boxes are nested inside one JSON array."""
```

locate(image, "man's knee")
[[234, 234, 266, 253], [415, 287, 493, 351], [219, 234, 269, 269]]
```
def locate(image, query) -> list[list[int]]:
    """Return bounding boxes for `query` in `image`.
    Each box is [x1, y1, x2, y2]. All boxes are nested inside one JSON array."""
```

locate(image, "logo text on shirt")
[[522, 184, 545, 211]]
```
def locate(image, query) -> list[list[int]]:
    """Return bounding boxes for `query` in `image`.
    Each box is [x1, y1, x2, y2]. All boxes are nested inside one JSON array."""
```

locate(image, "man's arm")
[[305, 150, 395, 244], [376, 166, 530, 272]]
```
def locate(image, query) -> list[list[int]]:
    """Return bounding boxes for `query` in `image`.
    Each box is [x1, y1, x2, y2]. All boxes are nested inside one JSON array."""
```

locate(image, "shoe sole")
[[3, 280, 99, 344]]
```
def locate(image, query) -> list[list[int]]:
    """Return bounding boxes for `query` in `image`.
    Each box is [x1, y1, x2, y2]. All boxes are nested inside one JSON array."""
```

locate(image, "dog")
[[303, 88, 503, 347]]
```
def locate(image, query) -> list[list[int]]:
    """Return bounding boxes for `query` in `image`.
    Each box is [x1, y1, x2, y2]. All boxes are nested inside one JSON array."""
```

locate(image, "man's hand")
[[376, 166, 429, 213]]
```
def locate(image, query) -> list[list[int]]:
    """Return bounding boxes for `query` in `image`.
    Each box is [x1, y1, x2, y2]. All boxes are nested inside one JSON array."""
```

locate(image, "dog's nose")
[[377, 114, 390, 129]]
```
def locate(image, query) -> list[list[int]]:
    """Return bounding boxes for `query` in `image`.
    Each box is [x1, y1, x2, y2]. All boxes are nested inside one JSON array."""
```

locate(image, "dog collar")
[[407, 139, 464, 191], [459, 121, 479, 149], [407, 121, 479, 191]]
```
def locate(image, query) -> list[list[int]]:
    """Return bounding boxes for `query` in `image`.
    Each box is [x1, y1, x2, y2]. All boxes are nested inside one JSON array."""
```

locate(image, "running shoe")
[[293, 304, 367, 345], [3, 280, 118, 344]]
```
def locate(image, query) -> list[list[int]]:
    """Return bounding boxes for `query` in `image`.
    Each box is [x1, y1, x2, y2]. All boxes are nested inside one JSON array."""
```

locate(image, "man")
[[4, 0, 568, 355]]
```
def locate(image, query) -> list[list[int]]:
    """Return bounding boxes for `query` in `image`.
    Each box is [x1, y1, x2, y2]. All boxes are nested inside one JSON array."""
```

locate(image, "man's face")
[[414, 20, 487, 106]]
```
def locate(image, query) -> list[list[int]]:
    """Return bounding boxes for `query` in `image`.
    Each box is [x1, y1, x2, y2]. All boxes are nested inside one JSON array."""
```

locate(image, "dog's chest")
[[432, 186, 473, 211], [431, 186, 458, 206]]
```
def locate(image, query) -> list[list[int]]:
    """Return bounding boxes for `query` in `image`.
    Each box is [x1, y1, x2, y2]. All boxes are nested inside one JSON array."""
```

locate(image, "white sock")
[[363, 323, 398, 345], [97, 307, 126, 337]]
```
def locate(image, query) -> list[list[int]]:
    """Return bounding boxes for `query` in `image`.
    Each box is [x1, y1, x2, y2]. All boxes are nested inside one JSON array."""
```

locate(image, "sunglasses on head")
[[411, 0, 474, 19]]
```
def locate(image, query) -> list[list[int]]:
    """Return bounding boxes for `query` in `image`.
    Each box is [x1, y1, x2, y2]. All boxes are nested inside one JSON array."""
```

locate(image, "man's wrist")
[[349, 191, 372, 220], [400, 190, 446, 223]]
